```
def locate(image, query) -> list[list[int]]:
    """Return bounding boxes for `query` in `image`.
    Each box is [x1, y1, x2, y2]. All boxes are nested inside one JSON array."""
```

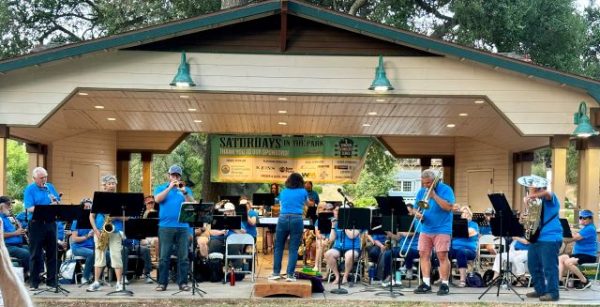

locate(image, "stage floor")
[[28, 251, 600, 306]]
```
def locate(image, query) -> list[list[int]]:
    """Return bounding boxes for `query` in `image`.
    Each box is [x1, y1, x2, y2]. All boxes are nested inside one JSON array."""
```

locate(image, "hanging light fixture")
[[368, 55, 394, 92], [170, 51, 196, 87], [572, 101, 599, 138]]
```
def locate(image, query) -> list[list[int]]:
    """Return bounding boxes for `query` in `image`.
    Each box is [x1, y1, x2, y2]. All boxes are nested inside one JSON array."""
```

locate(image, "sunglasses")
[[579, 216, 590, 220]]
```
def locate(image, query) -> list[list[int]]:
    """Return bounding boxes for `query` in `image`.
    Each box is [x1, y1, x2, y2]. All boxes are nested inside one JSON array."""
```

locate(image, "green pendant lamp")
[[170, 51, 196, 87], [368, 55, 394, 92], [572, 101, 599, 138]]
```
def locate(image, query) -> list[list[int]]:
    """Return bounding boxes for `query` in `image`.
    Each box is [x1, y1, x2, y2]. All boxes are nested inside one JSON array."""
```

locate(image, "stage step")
[[253, 279, 312, 298]]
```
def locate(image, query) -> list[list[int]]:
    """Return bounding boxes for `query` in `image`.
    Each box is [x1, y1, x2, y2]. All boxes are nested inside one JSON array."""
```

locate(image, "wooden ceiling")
[[10, 89, 548, 153]]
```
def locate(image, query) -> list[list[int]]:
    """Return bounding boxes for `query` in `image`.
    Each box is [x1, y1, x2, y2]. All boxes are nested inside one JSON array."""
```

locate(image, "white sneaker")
[[268, 275, 281, 281], [124, 277, 129, 285], [115, 282, 123, 291], [145, 276, 153, 284], [86, 281, 101, 292], [81, 277, 88, 285], [286, 277, 297, 282]]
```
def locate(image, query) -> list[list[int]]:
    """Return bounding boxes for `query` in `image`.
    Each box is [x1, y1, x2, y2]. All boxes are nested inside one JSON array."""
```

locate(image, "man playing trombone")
[[413, 169, 455, 296]]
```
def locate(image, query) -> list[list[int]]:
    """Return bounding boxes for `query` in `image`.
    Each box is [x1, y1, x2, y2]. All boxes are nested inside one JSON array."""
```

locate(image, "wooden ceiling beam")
[[280, 0, 288, 53]]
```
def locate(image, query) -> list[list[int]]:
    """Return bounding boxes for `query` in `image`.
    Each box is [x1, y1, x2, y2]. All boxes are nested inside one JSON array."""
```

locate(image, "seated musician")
[[208, 202, 242, 256], [324, 205, 362, 285], [558, 209, 597, 289], [480, 208, 497, 256], [142, 195, 157, 219], [313, 203, 335, 272], [492, 236, 529, 282], [15, 211, 32, 231], [0, 196, 30, 279], [448, 206, 479, 287], [240, 199, 258, 242], [70, 198, 95, 284]]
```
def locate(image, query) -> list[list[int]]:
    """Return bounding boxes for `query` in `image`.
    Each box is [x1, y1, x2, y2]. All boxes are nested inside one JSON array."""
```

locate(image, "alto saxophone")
[[97, 215, 114, 251], [524, 198, 542, 240]]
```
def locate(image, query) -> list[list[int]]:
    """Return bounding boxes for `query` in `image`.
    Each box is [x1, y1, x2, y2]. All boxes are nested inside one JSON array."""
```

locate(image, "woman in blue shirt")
[[449, 206, 479, 287], [324, 205, 363, 285], [558, 210, 597, 289], [70, 198, 95, 283], [269, 173, 308, 282]]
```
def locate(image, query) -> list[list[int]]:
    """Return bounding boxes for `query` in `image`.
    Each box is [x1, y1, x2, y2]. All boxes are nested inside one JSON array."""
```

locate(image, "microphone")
[[337, 188, 345, 197]]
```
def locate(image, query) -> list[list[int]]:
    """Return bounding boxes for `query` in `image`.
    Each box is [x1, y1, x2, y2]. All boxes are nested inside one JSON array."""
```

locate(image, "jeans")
[[158, 227, 189, 286], [449, 248, 476, 268], [29, 221, 57, 286], [273, 214, 303, 276], [123, 244, 152, 276], [368, 245, 383, 263], [528, 240, 561, 299], [7, 245, 30, 275], [71, 246, 94, 280]]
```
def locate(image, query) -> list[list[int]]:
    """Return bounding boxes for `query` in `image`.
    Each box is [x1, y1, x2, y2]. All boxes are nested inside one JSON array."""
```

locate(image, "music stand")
[[317, 212, 334, 235], [560, 218, 573, 238], [479, 193, 524, 301], [93, 191, 144, 296], [33, 204, 81, 296], [124, 218, 159, 285], [252, 193, 275, 214], [374, 196, 410, 297], [219, 195, 241, 206], [173, 201, 212, 296]]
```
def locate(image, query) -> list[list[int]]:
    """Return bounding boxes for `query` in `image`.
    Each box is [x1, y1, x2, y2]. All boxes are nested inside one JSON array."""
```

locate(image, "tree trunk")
[[348, 0, 368, 15], [221, 0, 250, 10]]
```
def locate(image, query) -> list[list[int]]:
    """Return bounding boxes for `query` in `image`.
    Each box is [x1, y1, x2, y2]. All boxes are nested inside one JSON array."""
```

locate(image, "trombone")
[[399, 170, 441, 257]]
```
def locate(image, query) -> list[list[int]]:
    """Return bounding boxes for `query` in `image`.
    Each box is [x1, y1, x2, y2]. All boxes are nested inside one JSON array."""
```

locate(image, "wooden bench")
[[254, 279, 312, 298]]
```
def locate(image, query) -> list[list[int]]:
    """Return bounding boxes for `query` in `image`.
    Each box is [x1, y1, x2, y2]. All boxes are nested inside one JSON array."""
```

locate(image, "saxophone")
[[524, 198, 542, 240], [97, 216, 114, 251], [303, 230, 316, 265]]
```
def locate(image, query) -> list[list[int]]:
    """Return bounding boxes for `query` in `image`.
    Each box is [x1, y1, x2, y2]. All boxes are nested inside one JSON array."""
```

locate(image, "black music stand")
[[124, 218, 159, 285], [317, 212, 334, 235], [374, 196, 410, 297], [560, 218, 573, 238], [331, 207, 370, 294], [33, 205, 81, 296], [172, 201, 212, 296], [92, 191, 144, 296], [252, 193, 275, 215], [479, 193, 524, 301]]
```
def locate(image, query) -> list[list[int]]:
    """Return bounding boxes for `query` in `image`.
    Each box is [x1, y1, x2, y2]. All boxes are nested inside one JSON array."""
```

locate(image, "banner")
[[210, 135, 373, 183]]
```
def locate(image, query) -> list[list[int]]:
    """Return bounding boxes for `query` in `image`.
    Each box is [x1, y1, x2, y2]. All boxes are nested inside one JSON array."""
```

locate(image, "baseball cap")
[[484, 208, 494, 215], [223, 202, 235, 211], [168, 164, 183, 175], [580, 210, 593, 219], [0, 196, 14, 205]]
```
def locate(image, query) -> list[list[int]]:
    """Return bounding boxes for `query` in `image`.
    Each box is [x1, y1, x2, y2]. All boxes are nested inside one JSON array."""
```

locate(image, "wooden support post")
[[26, 143, 47, 184], [141, 152, 152, 197], [551, 136, 569, 215], [0, 125, 8, 195], [442, 156, 454, 188], [117, 151, 131, 192], [576, 137, 600, 222], [512, 152, 533, 213]]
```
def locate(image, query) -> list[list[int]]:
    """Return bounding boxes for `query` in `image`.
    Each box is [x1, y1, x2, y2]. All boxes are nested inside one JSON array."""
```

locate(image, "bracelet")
[[183, 191, 188, 195]]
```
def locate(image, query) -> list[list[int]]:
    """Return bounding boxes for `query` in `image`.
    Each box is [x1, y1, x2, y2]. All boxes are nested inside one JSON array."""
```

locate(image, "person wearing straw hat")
[[518, 174, 562, 302]]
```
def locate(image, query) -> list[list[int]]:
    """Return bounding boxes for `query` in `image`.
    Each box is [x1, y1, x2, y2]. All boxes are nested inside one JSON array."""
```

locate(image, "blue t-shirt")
[[94, 213, 124, 233], [15, 212, 32, 230], [452, 221, 479, 251], [242, 210, 259, 238], [371, 234, 387, 244], [416, 181, 455, 235], [57, 221, 66, 241], [479, 225, 492, 235], [573, 223, 598, 257], [538, 193, 562, 242], [307, 190, 320, 205], [514, 240, 529, 251], [70, 220, 94, 249], [154, 182, 193, 228], [0, 214, 23, 245], [23, 182, 60, 209], [279, 188, 308, 215], [333, 227, 362, 251]]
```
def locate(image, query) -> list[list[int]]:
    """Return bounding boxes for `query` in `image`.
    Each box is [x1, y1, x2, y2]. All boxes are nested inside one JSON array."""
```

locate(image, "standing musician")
[[87, 175, 126, 292], [24, 166, 60, 290], [518, 174, 562, 302], [558, 209, 597, 289], [413, 169, 455, 296], [154, 164, 194, 292], [0, 196, 30, 280]]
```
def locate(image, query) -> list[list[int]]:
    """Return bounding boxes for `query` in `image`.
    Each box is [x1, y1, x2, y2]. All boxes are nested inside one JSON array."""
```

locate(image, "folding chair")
[[565, 243, 600, 289], [223, 234, 256, 282], [327, 249, 364, 284]]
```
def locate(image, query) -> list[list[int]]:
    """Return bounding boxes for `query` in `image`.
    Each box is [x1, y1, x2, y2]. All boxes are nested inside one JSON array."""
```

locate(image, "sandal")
[[155, 285, 166, 291]]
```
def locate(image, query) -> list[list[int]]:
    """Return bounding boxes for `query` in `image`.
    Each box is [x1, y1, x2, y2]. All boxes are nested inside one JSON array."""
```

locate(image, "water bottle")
[[229, 267, 235, 286], [395, 270, 402, 284]]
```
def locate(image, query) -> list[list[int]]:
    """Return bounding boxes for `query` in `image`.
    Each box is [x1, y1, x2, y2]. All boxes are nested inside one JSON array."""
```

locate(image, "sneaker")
[[539, 294, 559, 301], [28, 284, 39, 291], [414, 283, 432, 294], [382, 280, 397, 287], [286, 277, 297, 282], [87, 281, 101, 292], [525, 291, 540, 298], [124, 277, 129, 285], [406, 270, 413, 280], [577, 279, 592, 290], [115, 282, 123, 291], [268, 275, 281, 281], [145, 276, 154, 284], [437, 283, 450, 296]]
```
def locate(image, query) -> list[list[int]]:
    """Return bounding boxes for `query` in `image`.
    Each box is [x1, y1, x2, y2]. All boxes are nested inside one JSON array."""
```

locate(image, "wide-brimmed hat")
[[517, 175, 548, 188]]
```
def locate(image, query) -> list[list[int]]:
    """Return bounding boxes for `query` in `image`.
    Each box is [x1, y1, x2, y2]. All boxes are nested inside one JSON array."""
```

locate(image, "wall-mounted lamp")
[[572, 101, 599, 138], [368, 55, 394, 92], [170, 51, 196, 88]]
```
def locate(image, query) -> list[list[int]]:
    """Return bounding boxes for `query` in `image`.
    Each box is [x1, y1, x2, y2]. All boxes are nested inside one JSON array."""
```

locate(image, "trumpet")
[[400, 170, 441, 257]]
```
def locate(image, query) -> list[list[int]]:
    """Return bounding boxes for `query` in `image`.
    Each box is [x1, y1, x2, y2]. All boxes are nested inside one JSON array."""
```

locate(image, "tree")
[[6, 140, 28, 201]]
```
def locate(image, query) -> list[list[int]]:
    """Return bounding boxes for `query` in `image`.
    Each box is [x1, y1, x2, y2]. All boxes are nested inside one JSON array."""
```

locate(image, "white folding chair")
[[224, 234, 256, 282]]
